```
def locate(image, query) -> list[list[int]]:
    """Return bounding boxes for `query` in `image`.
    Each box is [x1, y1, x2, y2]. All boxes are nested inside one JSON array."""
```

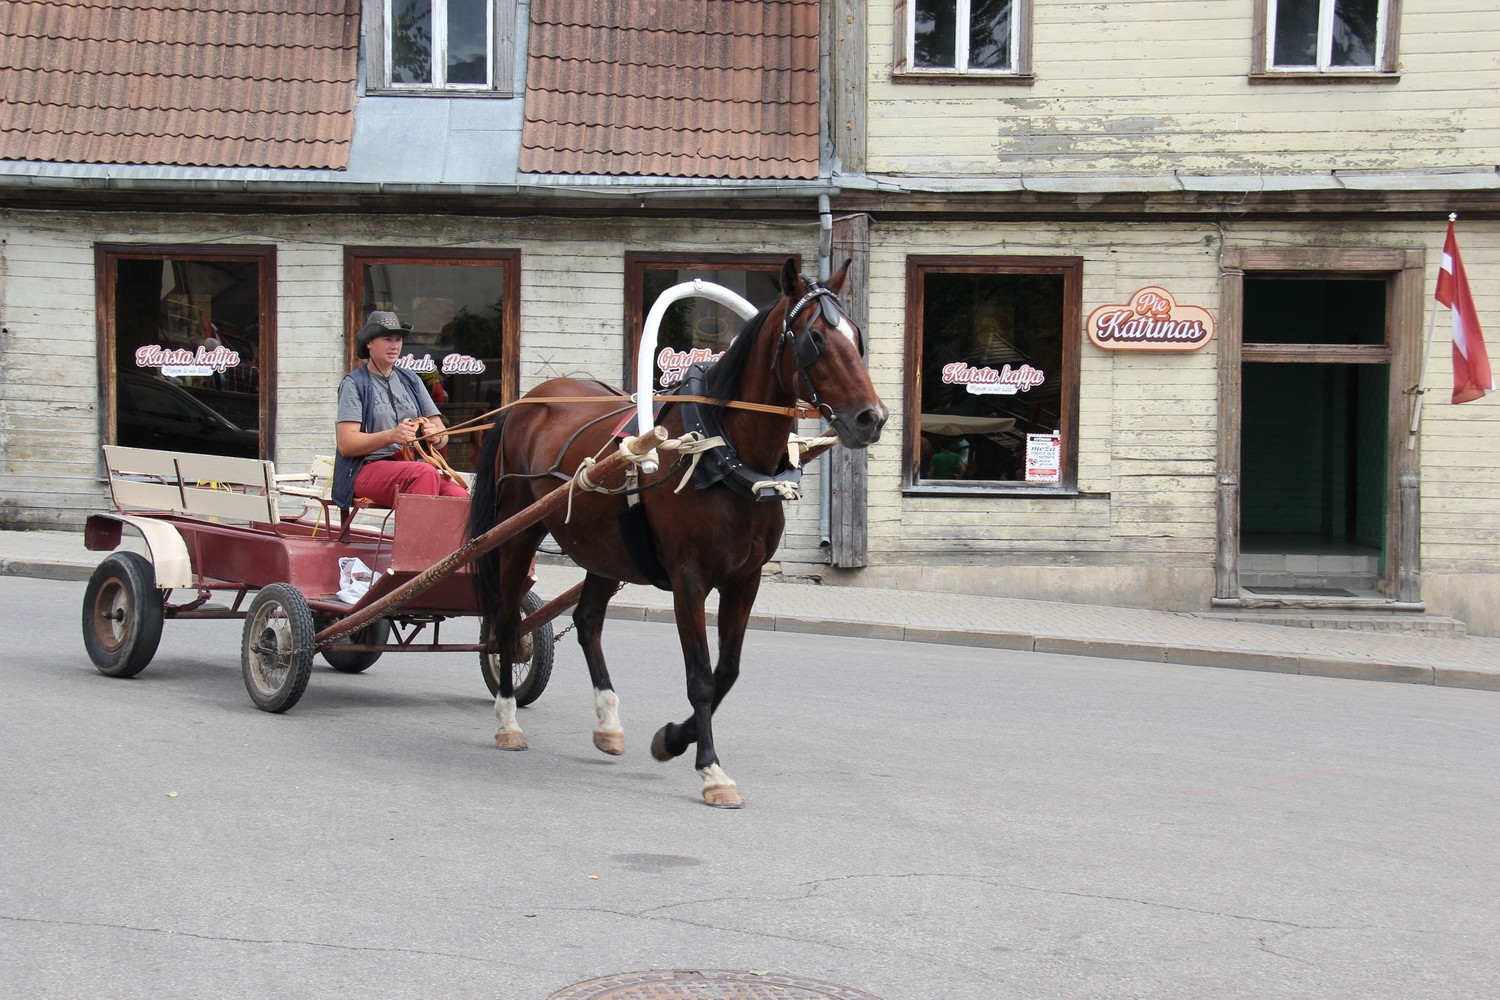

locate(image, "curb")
[[7, 554, 1499, 695], [601, 602, 1500, 694], [0, 559, 97, 583]]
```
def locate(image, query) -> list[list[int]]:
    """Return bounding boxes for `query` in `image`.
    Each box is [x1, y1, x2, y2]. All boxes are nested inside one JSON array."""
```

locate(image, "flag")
[[1437, 220, 1494, 404]]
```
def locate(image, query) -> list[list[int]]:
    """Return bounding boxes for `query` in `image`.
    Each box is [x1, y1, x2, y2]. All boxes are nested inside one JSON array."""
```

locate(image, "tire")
[[81, 551, 165, 678], [319, 617, 391, 673], [480, 589, 555, 707], [241, 583, 315, 713]]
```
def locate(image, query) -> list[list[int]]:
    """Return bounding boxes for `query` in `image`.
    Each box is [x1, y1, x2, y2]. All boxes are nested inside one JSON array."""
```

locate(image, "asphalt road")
[[3, 576, 1498, 1000]]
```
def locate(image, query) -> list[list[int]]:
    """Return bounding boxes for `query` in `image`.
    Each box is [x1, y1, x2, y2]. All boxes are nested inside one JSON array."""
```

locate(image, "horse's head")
[[774, 258, 888, 448]]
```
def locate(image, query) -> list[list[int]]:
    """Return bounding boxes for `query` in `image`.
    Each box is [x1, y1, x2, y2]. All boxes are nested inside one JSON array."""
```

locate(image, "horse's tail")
[[466, 408, 511, 622]]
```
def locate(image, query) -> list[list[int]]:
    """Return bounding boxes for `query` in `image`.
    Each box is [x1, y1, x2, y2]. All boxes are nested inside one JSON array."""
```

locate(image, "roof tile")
[[0, 0, 360, 170], [521, 0, 821, 180]]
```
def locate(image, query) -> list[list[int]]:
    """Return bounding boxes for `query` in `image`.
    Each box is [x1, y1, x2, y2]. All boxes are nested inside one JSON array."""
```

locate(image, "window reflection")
[[357, 260, 511, 472], [638, 265, 782, 390], [112, 256, 263, 457], [917, 269, 1067, 484]]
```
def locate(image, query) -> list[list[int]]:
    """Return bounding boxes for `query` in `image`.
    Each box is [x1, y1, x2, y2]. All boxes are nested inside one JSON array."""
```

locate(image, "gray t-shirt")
[[337, 368, 440, 460]]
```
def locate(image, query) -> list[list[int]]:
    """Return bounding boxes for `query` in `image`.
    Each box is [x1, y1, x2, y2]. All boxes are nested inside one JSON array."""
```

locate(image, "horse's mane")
[[701, 303, 775, 403]]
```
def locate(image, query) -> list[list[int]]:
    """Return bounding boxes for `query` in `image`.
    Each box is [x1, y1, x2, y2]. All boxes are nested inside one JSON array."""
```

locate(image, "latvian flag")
[[1437, 220, 1494, 403]]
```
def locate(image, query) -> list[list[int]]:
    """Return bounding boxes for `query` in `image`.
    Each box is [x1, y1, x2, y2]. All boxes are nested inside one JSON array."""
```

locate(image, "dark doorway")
[[1239, 279, 1389, 595]]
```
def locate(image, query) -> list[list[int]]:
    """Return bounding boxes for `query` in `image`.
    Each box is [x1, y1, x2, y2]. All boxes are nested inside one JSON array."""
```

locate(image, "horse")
[[466, 258, 887, 807]]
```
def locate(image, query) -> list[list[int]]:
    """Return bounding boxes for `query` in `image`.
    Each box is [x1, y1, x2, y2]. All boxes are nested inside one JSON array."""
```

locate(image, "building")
[[813, 0, 1500, 634], [4, 1, 1500, 632], [0, 0, 865, 566]]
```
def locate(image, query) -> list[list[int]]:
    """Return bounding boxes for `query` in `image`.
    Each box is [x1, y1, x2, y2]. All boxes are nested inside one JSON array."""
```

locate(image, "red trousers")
[[352, 459, 468, 508]]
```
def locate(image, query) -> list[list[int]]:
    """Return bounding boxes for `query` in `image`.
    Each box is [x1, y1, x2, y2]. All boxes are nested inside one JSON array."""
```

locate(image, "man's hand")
[[420, 416, 450, 450], [389, 418, 421, 447]]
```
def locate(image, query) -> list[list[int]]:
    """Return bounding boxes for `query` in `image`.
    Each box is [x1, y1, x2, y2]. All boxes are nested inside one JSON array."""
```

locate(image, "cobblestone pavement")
[[6, 527, 1497, 692]]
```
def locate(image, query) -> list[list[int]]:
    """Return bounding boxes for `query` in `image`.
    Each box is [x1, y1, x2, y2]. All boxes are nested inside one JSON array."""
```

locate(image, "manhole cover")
[[547, 969, 884, 1000]]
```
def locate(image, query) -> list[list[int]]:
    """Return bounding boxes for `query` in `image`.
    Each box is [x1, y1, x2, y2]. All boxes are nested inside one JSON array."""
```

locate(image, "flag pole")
[[1407, 212, 1456, 450]]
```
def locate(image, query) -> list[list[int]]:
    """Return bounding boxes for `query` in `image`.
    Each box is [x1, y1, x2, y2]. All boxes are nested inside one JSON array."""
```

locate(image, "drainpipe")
[[818, 194, 833, 551]]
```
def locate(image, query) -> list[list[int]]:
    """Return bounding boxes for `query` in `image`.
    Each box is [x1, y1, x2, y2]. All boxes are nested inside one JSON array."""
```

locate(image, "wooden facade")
[[5, 1, 1500, 631], [811, 0, 1500, 633]]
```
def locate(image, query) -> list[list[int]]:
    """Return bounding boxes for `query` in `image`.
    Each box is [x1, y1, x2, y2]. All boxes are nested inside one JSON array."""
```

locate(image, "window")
[[905, 256, 1081, 492], [346, 249, 520, 472], [1253, 0, 1399, 77], [98, 245, 276, 459], [895, 0, 1033, 80], [367, 0, 516, 95], [624, 254, 793, 391]]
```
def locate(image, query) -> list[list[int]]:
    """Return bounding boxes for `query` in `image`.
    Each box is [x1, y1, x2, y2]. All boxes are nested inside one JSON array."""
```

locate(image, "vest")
[[332, 365, 428, 510]]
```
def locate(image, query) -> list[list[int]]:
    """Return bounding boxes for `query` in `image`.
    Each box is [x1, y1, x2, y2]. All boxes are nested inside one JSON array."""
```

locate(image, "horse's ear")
[[827, 259, 851, 294], [779, 257, 801, 297]]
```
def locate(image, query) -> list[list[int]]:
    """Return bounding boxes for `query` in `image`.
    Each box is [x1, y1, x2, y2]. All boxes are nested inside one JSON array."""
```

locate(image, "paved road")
[[3, 576, 1498, 1000]]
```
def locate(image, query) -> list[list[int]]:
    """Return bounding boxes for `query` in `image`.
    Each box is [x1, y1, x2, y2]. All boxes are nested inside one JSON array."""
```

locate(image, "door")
[[1216, 249, 1424, 604]]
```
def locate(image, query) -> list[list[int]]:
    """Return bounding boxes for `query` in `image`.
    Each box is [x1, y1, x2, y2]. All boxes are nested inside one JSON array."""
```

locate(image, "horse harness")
[[774, 277, 864, 423]]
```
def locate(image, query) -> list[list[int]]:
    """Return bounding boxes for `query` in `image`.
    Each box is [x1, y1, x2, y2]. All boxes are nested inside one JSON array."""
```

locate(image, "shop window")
[[893, 0, 1033, 81], [1253, 0, 1399, 77], [905, 256, 1081, 492], [98, 245, 275, 459], [367, 0, 517, 95], [346, 248, 519, 473], [624, 254, 793, 391]]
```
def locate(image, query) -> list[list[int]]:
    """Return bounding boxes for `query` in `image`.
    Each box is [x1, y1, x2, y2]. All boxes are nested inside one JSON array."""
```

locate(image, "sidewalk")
[[6, 527, 1498, 693]]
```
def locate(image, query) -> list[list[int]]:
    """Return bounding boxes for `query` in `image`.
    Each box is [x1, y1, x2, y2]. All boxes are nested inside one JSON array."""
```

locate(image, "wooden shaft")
[[517, 581, 584, 635]]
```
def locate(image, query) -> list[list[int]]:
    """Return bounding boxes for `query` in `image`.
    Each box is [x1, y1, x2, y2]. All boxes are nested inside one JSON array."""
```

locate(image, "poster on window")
[[1025, 432, 1061, 484]]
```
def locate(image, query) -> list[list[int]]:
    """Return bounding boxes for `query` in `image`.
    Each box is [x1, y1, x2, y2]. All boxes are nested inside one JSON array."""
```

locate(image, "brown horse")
[[466, 259, 886, 806]]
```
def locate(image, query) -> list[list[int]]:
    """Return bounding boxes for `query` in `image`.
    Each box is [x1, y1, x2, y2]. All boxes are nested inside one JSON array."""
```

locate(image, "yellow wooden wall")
[[866, 1, 1500, 178]]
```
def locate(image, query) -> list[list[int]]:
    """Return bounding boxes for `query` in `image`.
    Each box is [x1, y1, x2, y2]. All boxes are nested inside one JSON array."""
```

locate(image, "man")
[[332, 310, 468, 510]]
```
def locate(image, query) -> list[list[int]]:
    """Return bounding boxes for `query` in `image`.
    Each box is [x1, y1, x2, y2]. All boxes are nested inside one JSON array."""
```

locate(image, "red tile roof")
[[520, 0, 821, 180], [0, 0, 360, 170]]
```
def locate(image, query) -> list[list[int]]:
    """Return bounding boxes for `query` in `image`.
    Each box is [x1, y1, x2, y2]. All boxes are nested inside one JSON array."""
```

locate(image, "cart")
[[80, 444, 578, 713]]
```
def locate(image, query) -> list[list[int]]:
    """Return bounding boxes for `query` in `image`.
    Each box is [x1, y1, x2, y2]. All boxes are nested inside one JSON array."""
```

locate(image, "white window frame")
[[366, 0, 516, 96], [894, 0, 1033, 81], [1254, 0, 1400, 78]]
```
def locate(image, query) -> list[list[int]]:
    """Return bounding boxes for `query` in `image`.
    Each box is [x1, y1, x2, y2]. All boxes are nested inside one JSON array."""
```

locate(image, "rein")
[[414, 393, 822, 445]]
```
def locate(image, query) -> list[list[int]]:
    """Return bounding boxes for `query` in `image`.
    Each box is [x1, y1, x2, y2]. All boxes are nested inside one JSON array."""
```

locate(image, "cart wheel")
[[480, 590, 555, 707], [81, 552, 165, 678], [242, 583, 315, 713], [319, 618, 391, 673]]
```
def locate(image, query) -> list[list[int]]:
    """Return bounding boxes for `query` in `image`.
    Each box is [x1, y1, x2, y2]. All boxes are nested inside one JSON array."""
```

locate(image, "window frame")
[[893, 0, 1034, 84], [623, 252, 799, 389], [364, 0, 517, 97], [903, 255, 1083, 496], [96, 243, 278, 460], [343, 246, 522, 407], [1251, 0, 1401, 81]]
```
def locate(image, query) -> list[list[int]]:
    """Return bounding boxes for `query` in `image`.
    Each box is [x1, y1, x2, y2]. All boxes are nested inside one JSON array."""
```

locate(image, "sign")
[[1086, 286, 1214, 351], [135, 343, 241, 377], [940, 361, 1046, 395], [394, 352, 487, 376], [657, 345, 725, 387], [1026, 432, 1061, 484]]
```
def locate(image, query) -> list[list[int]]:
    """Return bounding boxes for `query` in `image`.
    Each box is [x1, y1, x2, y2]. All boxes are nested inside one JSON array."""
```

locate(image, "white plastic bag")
[[337, 557, 372, 604]]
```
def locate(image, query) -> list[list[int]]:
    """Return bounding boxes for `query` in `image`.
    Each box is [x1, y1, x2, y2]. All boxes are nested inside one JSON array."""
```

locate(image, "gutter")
[[817, 192, 834, 550], [0, 167, 847, 202]]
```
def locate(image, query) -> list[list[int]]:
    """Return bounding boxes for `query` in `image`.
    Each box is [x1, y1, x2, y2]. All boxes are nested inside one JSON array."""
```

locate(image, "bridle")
[[773, 276, 865, 422]]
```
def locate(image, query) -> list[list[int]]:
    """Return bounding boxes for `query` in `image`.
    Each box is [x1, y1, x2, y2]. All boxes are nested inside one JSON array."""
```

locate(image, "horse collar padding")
[[673, 363, 805, 502]]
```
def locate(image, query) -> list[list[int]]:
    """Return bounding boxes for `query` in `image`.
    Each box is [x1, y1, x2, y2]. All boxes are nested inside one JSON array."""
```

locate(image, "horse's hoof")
[[593, 730, 625, 756], [702, 785, 745, 809], [494, 731, 528, 751], [650, 725, 676, 761]]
